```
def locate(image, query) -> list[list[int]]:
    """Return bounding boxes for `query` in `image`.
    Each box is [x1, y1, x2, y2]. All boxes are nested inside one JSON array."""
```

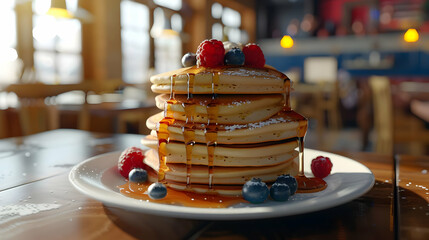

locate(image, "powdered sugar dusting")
[[228, 100, 251, 107], [0, 203, 61, 221], [225, 116, 289, 131], [223, 68, 280, 78]]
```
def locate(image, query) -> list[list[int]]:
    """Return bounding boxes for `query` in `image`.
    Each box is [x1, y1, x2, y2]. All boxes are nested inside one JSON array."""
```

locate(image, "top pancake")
[[150, 65, 289, 94]]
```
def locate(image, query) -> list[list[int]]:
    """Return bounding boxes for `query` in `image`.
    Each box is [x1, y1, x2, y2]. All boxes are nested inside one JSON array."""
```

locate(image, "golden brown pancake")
[[144, 60, 305, 196], [155, 94, 284, 124], [142, 136, 298, 160], [150, 66, 289, 94], [143, 146, 299, 167], [145, 158, 298, 196], [144, 109, 306, 144]]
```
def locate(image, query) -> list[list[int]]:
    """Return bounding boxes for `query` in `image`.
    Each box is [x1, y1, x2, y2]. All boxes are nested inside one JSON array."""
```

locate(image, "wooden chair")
[[117, 106, 159, 134], [369, 76, 429, 155], [292, 57, 341, 147], [77, 79, 124, 131], [0, 109, 7, 139], [5, 83, 84, 136], [303, 57, 342, 130], [115, 85, 158, 134]]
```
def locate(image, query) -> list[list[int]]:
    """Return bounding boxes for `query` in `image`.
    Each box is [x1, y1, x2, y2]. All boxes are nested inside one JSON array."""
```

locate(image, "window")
[[0, 0, 20, 84], [211, 3, 248, 43], [153, 7, 182, 74], [121, 0, 182, 81], [154, 0, 182, 11], [120, 0, 150, 84], [32, 0, 82, 84]]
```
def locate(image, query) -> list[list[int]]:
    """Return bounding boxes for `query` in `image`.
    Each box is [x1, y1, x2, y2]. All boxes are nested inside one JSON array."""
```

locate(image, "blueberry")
[[242, 178, 269, 204], [148, 183, 167, 199], [224, 47, 245, 65], [270, 182, 291, 201], [275, 174, 298, 195], [181, 52, 197, 67], [128, 168, 148, 183]]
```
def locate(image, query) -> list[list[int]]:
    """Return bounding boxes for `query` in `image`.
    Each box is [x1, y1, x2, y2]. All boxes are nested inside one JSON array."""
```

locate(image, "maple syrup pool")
[[118, 176, 327, 208], [119, 181, 245, 208]]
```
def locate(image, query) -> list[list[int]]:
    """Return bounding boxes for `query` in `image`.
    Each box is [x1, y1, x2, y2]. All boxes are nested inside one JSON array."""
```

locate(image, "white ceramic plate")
[[69, 149, 374, 220]]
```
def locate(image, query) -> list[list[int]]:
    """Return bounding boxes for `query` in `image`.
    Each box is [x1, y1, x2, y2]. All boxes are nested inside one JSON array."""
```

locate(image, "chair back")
[[303, 57, 342, 131], [369, 76, 393, 154], [5, 83, 85, 135]]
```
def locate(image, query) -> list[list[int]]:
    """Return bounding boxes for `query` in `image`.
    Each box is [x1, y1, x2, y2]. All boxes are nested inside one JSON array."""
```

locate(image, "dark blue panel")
[[265, 51, 429, 77]]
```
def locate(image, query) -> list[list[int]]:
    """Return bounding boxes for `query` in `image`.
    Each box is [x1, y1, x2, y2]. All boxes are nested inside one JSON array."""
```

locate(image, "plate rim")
[[69, 149, 375, 220]]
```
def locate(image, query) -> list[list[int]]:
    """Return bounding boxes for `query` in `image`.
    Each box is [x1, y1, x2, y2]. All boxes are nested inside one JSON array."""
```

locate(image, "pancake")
[[145, 151, 299, 196], [150, 66, 289, 94], [164, 159, 297, 184], [145, 169, 259, 196], [144, 147, 299, 167], [155, 94, 283, 124], [141, 43, 308, 197], [144, 109, 307, 144], [142, 136, 298, 160]]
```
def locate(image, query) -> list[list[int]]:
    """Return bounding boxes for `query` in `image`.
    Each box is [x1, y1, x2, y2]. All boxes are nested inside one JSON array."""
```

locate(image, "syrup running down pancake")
[[150, 66, 289, 94], [141, 63, 309, 196], [136, 40, 328, 198], [154, 94, 284, 124], [145, 109, 307, 144]]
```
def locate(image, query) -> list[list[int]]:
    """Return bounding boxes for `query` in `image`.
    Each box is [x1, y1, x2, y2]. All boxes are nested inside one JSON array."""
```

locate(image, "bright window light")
[[211, 3, 223, 19], [222, 7, 241, 28], [154, 0, 182, 11]]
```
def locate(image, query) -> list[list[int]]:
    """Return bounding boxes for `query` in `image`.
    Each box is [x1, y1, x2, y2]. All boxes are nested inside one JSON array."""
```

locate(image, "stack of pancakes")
[[141, 66, 307, 196]]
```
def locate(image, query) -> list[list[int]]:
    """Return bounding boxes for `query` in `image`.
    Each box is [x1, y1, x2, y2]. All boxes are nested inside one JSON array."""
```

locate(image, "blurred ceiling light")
[[287, 19, 299, 36], [160, 16, 179, 37], [47, 0, 73, 18], [404, 28, 419, 43], [280, 35, 294, 48], [379, 12, 391, 25], [352, 21, 364, 35], [150, 8, 178, 38], [301, 19, 312, 32]]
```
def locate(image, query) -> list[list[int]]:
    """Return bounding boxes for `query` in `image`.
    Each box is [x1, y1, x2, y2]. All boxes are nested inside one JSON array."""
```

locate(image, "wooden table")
[[0, 129, 428, 239]]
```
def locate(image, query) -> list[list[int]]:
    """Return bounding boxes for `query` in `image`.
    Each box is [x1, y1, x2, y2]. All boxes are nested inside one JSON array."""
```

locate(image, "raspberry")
[[196, 39, 225, 67], [242, 43, 265, 68], [311, 156, 333, 179], [118, 147, 146, 178]]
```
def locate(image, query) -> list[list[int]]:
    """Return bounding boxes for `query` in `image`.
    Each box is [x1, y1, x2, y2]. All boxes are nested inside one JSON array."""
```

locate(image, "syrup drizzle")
[[119, 181, 244, 208], [283, 78, 291, 111], [295, 136, 327, 193], [182, 73, 196, 187], [155, 67, 325, 195], [204, 72, 220, 190], [156, 75, 177, 181]]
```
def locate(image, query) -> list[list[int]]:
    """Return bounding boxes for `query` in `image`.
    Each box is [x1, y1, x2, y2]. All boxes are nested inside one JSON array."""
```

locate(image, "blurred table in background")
[[358, 77, 429, 154], [0, 129, 427, 239], [59, 99, 157, 135], [1, 82, 157, 137]]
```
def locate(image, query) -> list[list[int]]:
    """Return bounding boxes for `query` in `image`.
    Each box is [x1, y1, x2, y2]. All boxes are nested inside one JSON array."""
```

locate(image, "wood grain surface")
[[0, 129, 427, 240]]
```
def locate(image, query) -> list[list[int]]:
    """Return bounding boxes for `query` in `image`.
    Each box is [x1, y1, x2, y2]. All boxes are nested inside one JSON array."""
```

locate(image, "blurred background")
[[0, 0, 428, 155]]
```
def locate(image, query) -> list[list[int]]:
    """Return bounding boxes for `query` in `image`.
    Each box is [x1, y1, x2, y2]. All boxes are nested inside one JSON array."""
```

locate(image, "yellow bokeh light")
[[47, 8, 73, 19], [280, 35, 294, 48], [404, 28, 419, 43]]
